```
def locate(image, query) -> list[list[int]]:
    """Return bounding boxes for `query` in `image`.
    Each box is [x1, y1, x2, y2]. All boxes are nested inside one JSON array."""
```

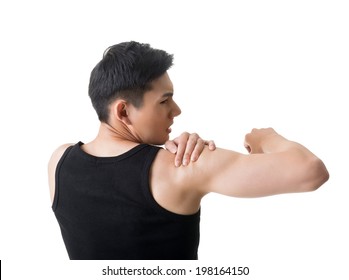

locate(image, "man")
[[48, 41, 329, 260]]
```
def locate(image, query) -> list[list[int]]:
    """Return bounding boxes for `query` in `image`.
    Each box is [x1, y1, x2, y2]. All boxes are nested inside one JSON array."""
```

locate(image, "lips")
[[167, 122, 173, 133]]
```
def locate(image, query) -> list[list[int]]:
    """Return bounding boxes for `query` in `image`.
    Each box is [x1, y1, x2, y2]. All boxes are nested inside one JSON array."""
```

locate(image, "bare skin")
[[48, 72, 329, 215]]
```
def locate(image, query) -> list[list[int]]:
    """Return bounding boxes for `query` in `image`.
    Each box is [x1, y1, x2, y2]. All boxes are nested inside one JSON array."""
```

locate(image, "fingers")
[[188, 137, 205, 163], [175, 133, 199, 167], [244, 141, 252, 153], [244, 127, 276, 154], [166, 132, 216, 167], [164, 140, 178, 154], [190, 139, 216, 162], [244, 130, 255, 154], [171, 132, 189, 167], [205, 140, 216, 151]]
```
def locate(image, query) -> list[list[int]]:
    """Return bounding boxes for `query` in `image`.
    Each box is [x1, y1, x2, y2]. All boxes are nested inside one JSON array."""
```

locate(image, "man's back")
[[52, 142, 200, 260]]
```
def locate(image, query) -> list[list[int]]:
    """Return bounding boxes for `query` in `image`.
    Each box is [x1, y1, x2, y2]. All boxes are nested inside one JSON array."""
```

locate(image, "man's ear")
[[112, 100, 132, 125]]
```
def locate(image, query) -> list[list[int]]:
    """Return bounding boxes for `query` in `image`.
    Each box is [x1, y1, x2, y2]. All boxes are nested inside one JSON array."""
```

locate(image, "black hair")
[[88, 41, 174, 122]]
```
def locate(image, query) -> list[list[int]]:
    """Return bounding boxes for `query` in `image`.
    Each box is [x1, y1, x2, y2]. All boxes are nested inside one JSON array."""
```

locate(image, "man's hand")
[[244, 128, 288, 154], [165, 132, 216, 167]]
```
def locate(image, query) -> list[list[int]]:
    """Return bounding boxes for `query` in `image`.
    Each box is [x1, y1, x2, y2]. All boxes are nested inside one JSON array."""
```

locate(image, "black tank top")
[[52, 142, 200, 260]]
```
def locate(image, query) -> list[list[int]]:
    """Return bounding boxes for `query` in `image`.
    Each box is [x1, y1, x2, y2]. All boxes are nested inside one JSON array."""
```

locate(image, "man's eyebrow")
[[162, 92, 173, 97]]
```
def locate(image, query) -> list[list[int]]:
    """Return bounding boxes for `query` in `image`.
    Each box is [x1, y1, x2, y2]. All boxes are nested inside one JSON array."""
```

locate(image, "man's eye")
[[160, 99, 168, 104]]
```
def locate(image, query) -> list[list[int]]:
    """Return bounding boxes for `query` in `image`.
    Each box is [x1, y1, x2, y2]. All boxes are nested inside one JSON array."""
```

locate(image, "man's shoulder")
[[152, 148, 179, 171], [49, 143, 74, 163], [48, 143, 74, 203], [151, 147, 210, 189], [150, 148, 202, 214], [48, 143, 74, 173], [152, 146, 243, 194]]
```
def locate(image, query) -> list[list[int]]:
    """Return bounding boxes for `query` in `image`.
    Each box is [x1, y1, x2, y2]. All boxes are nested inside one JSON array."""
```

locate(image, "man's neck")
[[99, 121, 140, 143], [82, 122, 140, 157]]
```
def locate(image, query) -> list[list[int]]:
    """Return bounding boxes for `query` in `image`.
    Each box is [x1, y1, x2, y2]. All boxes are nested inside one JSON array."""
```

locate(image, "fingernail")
[[175, 160, 180, 167], [183, 159, 188, 166]]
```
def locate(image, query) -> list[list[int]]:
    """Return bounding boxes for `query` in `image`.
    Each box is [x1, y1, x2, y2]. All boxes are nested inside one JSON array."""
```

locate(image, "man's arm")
[[157, 128, 329, 202], [195, 128, 328, 197]]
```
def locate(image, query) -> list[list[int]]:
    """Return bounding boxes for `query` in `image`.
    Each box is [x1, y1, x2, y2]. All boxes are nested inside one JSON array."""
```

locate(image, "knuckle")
[[188, 136, 198, 144], [188, 133, 199, 141], [197, 138, 205, 145]]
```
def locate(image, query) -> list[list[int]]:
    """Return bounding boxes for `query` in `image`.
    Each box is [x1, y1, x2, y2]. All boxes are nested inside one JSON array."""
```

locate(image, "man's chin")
[[153, 135, 170, 146]]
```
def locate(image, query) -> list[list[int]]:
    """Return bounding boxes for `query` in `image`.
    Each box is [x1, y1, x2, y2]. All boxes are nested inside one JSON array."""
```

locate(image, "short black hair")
[[88, 41, 174, 122]]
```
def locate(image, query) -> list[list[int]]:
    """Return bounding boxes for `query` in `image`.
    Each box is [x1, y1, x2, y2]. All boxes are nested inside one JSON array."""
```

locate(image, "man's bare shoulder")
[[48, 143, 74, 203], [152, 146, 241, 189], [149, 146, 241, 214], [48, 143, 74, 168], [149, 148, 201, 214], [151, 148, 181, 185]]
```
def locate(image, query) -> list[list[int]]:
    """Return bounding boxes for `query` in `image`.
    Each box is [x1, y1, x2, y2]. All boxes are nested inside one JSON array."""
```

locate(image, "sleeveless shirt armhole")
[[141, 146, 200, 220], [51, 145, 75, 211]]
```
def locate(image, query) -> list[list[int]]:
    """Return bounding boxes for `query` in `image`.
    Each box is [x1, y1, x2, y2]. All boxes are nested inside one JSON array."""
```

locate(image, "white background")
[[1, 0, 348, 279]]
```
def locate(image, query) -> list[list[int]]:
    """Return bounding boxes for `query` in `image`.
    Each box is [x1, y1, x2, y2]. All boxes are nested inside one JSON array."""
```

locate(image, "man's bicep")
[[186, 147, 247, 196], [205, 152, 267, 197], [192, 148, 292, 198]]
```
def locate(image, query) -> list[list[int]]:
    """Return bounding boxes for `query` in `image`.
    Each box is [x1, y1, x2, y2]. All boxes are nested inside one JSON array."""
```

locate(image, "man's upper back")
[[51, 142, 200, 260]]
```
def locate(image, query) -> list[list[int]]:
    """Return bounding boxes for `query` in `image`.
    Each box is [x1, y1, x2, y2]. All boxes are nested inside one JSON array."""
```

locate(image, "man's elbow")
[[302, 157, 329, 192]]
